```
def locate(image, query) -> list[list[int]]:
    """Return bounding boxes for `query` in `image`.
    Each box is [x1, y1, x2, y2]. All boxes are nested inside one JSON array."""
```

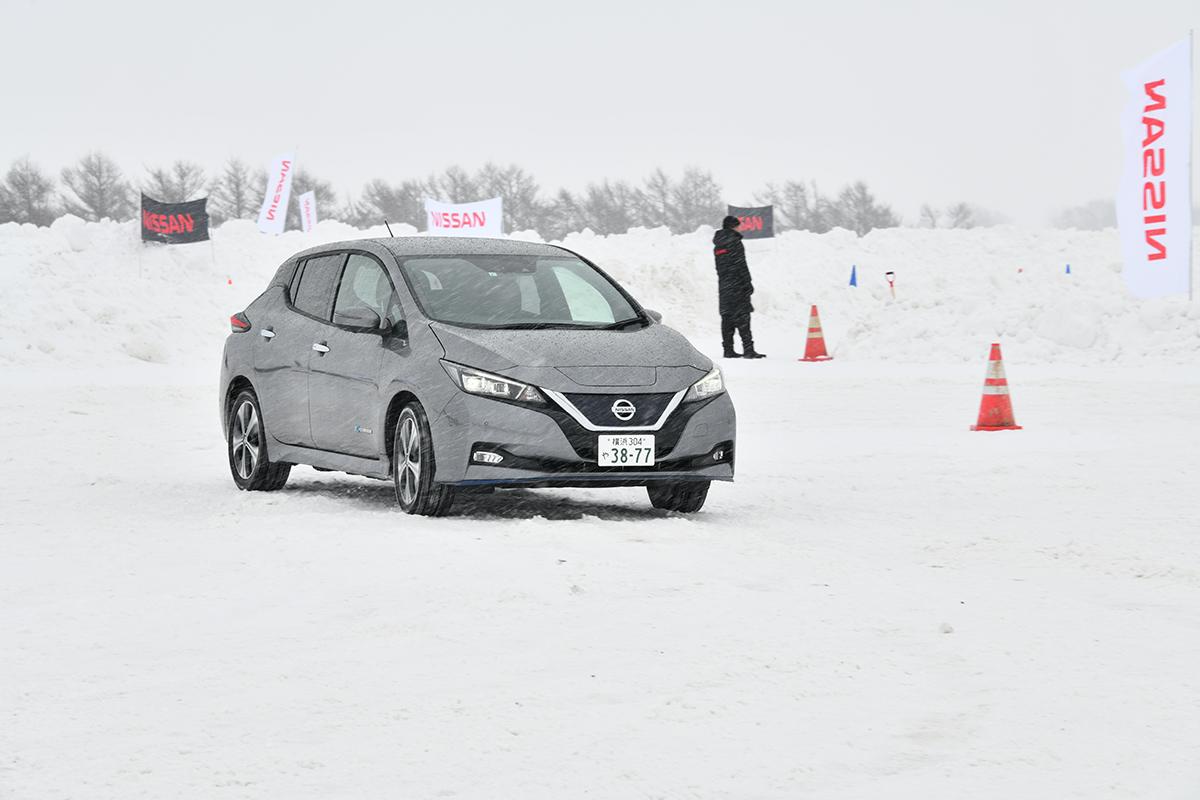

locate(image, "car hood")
[[429, 322, 712, 393]]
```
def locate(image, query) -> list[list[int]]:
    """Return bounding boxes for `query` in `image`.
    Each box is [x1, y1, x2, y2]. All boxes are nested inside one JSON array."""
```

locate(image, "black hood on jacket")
[[713, 227, 742, 247]]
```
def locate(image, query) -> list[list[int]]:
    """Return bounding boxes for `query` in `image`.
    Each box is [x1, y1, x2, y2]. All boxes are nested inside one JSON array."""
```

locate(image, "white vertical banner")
[[298, 190, 317, 233], [257, 153, 295, 234], [1117, 36, 1193, 299], [424, 197, 503, 237]]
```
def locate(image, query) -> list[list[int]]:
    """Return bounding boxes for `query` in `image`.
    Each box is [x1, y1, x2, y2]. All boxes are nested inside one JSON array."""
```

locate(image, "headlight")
[[441, 361, 545, 405], [685, 367, 724, 401]]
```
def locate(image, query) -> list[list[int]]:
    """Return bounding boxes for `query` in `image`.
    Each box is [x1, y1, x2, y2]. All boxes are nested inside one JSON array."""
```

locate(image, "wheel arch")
[[224, 375, 255, 433], [384, 390, 420, 474]]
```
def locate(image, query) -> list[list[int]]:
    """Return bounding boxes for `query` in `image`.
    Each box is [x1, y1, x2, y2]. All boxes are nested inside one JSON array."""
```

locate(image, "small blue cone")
[[849, 264, 857, 286], [1066, 263, 1071, 275]]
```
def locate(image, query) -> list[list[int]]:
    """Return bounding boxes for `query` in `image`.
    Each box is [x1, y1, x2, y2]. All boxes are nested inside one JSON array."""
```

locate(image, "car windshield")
[[399, 254, 643, 329]]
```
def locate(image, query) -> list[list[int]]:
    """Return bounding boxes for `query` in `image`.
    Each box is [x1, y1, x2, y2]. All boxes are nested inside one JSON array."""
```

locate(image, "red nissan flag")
[[1117, 36, 1193, 299]]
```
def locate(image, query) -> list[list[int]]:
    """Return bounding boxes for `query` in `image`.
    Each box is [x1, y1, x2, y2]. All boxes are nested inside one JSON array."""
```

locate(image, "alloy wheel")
[[231, 399, 260, 480], [397, 413, 421, 506]]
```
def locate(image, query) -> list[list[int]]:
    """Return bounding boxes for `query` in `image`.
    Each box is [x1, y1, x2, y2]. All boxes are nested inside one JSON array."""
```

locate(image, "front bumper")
[[429, 390, 737, 487]]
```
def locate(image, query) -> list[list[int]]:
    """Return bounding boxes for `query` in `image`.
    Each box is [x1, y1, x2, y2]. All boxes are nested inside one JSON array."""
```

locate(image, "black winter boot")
[[742, 349, 766, 359], [723, 347, 742, 358]]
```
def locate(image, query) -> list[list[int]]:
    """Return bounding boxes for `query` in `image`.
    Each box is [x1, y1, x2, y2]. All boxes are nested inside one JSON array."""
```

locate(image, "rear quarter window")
[[270, 259, 300, 294]]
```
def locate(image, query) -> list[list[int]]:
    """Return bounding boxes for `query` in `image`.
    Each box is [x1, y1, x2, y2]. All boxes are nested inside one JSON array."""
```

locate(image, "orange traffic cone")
[[971, 343, 1022, 431], [799, 305, 832, 362]]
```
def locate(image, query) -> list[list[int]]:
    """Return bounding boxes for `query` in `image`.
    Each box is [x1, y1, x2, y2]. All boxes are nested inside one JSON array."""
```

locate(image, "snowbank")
[[1, 218, 1197, 368]]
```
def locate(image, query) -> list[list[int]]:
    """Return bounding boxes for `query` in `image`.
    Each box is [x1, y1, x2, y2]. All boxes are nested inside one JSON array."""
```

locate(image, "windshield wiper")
[[491, 322, 597, 330], [601, 317, 647, 330]]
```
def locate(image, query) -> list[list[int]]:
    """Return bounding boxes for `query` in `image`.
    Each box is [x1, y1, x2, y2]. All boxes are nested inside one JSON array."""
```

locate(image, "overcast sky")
[[2, 0, 1197, 225]]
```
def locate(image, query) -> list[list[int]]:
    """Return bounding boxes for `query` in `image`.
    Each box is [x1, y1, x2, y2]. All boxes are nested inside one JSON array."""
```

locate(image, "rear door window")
[[291, 253, 346, 320]]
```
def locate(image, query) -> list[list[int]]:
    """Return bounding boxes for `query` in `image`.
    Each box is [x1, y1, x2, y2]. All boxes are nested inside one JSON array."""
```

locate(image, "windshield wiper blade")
[[601, 317, 647, 330], [494, 322, 595, 330]]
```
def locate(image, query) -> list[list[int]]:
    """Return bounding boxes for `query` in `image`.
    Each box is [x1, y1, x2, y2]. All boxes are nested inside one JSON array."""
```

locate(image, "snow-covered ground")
[[3, 357, 1198, 798], [2, 219, 1199, 797]]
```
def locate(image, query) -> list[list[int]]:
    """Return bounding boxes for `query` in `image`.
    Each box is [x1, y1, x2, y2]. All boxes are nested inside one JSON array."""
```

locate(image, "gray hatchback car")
[[219, 237, 735, 515]]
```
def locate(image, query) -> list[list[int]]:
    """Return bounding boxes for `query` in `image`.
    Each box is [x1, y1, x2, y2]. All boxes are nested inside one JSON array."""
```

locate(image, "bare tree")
[[60, 152, 134, 221], [539, 188, 584, 240], [757, 181, 813, 231], [669, 167, 724, 233], [143, 161, 207, 203], [573, 179, 640, 234], [919, 203, 941, 228], [808, 192, 841, 234], [350, 178, 427, 229], [209, 158, 260, 223], [638, 168, 674, 230], [0, 157, 58, 226], [832, 181, 900, 236], [945, 202, 975, 229], [478, 163, 543, 232], [428, 165, 478, 203]]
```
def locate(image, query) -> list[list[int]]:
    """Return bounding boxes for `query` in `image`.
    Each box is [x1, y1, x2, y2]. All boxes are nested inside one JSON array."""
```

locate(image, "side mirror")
[[333, 307, 382, 331], [644, 308, 663, 323]]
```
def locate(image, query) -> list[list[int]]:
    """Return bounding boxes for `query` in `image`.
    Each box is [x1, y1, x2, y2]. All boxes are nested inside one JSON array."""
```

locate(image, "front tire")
[[228, 390, 290, 491], [393, 402, 455, 516], [647, 480, 710, 513]]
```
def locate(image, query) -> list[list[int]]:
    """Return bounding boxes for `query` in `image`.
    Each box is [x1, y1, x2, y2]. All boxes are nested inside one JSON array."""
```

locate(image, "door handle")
[[260, 328, 275, 339], [312, 342, 330, 354]]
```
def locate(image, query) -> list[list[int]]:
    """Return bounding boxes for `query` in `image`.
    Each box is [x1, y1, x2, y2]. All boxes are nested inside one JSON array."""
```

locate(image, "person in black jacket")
[[712, 215, 765, 358]]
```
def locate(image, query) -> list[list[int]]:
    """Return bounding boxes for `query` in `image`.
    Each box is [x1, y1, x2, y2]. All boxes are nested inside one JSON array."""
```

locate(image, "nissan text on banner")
[[728, 205, 774, 239], [140, 194, 210, 244], [1117, 35, 1193, 299], [298, 190, 317, 233], [424, 197, 503, 237], [257, 154, 295, 235]]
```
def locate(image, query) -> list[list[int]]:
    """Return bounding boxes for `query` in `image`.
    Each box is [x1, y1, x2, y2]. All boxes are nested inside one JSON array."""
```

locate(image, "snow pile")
[[1, 218, 1197, 368], [0, 217, 409, 369], [560, 225, 1200, 364]]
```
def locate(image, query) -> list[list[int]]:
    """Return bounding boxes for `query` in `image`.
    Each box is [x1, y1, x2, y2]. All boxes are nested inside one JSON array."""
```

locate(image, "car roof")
[[292, 236, 573, 261]]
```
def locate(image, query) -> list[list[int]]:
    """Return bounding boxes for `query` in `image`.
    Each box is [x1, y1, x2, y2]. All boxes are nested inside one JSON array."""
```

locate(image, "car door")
[[252, 252, 344, 448], [308, 252, 404, 458]]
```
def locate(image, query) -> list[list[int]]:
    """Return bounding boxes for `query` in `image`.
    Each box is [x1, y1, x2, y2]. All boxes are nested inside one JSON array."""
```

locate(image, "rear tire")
[[647, 480, 710, 513], [393, 401, 455, 516], [228, 390, 291, 491]]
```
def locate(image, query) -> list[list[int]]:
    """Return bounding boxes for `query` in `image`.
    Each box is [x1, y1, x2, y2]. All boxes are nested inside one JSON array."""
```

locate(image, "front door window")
[[333, 254, 403, 326]]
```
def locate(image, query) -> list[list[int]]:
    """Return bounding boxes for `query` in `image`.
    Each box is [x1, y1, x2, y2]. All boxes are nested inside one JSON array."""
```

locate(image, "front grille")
[[536, 395, 719, 461], [559, 392, 676, 428]]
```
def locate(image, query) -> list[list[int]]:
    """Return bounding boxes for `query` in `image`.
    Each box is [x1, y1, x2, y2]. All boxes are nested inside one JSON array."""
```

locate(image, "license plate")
[[597, 434, 656, 467]]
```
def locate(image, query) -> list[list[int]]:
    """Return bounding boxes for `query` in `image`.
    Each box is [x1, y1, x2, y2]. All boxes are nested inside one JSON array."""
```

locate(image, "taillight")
[[230, 312, 251, 332]]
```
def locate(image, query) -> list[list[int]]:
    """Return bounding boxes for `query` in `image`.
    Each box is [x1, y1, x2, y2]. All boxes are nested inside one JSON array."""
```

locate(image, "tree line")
[[0, 151, 1001, 237]]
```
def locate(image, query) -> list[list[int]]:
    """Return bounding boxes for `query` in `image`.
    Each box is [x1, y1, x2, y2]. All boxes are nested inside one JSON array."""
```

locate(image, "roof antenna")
[[383, 219, 395, 237]]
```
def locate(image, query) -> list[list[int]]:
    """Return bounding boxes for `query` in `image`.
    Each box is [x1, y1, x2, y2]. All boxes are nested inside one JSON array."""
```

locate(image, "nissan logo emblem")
[[611, 399, 636, 421]]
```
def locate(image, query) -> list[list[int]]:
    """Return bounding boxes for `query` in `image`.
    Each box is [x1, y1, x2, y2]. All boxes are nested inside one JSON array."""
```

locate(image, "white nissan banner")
[[424, 197, 503, 237], [298, 190, 317, 233], [256, 153, 295, 234], [1117, 36, 1193, 299]]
